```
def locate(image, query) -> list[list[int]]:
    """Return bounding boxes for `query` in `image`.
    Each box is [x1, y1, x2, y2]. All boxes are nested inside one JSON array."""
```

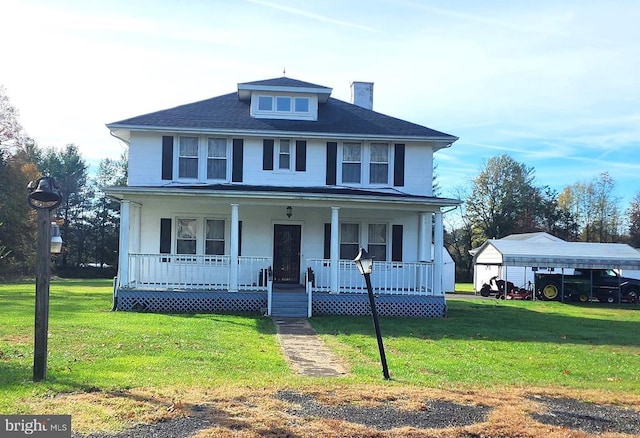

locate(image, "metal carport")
[[472, 240, 640, 302]]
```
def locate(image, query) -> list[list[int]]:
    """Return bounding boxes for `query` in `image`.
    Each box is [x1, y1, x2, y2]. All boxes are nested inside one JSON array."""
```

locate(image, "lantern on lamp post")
[[353, 248, 390, 380], [27, 176, 63, 382]]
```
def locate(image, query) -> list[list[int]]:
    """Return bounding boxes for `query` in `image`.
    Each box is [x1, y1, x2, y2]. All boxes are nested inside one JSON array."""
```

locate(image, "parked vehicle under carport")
[[535, 269, 640, 304]]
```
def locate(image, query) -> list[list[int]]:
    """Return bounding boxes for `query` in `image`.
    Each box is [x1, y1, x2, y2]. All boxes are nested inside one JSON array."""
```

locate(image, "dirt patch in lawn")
[[26, 385, 640, 437]]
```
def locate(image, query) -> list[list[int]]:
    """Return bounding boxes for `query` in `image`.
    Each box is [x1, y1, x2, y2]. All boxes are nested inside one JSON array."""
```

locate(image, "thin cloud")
[[247, 0, 380, 33]]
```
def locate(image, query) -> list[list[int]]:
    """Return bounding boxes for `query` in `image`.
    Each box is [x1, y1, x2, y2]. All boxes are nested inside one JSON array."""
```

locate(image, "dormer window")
[[251, 94, 317, 121]]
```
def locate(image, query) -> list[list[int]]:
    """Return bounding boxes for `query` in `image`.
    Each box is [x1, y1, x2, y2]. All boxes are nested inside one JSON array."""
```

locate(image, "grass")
[[1, 279, 639, 436]]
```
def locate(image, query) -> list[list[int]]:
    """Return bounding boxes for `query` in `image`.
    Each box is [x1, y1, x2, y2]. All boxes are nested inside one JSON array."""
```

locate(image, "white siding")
[[404, 142, 434, 196], [126, 133, 435, 195], [128, 132, 164, 185]]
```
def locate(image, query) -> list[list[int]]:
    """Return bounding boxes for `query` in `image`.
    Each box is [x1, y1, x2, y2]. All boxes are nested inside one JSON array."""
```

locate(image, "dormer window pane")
[[294, 97, 309, 112], [276, 96, 291, 112], [179, 137, 198, 178], [258, 96, 273, 111]]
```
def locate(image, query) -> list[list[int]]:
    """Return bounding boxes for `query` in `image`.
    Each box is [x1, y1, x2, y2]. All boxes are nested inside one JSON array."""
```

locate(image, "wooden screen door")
[[273, 224, 301, 283]]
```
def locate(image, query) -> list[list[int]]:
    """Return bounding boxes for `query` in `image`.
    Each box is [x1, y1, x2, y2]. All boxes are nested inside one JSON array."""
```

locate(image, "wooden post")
[[33, 208, 51, 382]]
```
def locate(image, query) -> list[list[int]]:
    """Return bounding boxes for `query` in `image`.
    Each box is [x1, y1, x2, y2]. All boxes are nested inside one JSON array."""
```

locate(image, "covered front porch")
[[113, 254, 446, 317]]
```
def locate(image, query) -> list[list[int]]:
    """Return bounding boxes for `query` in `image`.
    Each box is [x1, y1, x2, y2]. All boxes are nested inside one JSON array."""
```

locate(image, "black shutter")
[[232, 139, 243, 182], [394, 144, 405, 187], [161, 136, 173, 180], [392, 224, 403, 262], [326, 142, 337, 185], [323, 223, 331, 259], [263, 139, 274, 170], [160, 218, 172, 254], [296, 140, 307, 171], [238, 221, 242, 257]]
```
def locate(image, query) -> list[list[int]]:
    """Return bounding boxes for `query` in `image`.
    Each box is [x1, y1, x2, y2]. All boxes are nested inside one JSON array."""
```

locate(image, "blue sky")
[[2, 0, 639, 209]]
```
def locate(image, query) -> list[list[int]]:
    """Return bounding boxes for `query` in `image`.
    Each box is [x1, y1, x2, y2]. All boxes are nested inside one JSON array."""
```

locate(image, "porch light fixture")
[[27, 176, 63, 382], [353, 248, 390, 379], [50, 222, 63, 254], [286, 205, 293, 218]]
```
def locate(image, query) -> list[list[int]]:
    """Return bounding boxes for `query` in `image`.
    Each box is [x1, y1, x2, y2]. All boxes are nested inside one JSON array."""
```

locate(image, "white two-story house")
[[105, 77, 460, 317]]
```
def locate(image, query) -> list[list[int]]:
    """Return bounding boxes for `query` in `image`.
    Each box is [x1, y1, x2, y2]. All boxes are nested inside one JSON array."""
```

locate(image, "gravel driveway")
[[73, 391, 640, 437]]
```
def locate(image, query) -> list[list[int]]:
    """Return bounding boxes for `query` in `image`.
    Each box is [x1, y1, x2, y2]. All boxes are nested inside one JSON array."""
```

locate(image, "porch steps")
[[271, 286, 308, 317]]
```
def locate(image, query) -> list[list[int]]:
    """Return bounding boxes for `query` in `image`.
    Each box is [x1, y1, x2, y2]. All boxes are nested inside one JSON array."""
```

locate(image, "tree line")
[[0, 86, 126, 278], [446, 154, 640, 282]]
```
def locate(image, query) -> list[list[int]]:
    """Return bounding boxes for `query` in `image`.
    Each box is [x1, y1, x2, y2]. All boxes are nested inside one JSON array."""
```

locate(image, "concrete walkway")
[[273, 318, 348, 377]]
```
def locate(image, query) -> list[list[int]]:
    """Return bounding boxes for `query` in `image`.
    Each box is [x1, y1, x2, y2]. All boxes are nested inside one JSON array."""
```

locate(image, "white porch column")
[[118, 200, 130, 287], [418, 212, 432, 262], [131, 203, 141, 253], [433, 211, 444, 295], [330, 207, 340, 294], [230, 203, 239, 292]]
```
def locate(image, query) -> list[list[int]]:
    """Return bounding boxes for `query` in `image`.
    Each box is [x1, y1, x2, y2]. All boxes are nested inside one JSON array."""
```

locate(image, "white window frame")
[[341, 142, 362, 184], [277, 139, 291, 170], [252, 94, 316, 121], [339, 223, 360, 260], [367, 223, 388, 261], [176, 217, 198, 255], [178, 137, 199, 179], [369, 143, 390, 185], [207, 137, 228, 180], [338, 142, 395, 187], [173, 216, 228, 257], [205, 218, 226, 256], [174, 136, 230, 183]]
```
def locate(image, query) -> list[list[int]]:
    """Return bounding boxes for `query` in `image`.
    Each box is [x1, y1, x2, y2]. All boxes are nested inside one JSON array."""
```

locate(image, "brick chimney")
[[350, 81, 373, 110]]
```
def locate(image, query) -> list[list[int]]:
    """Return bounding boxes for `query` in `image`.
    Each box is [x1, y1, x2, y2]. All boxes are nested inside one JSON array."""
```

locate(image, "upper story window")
[[370, 143, 389, 184], [173, 136, 229, 181], [179, 137, 199, 178], [339, 142, 392, 186], [279, 140, 291, 170], [342, 142, 362, 183], [207, 138, 227, 179]]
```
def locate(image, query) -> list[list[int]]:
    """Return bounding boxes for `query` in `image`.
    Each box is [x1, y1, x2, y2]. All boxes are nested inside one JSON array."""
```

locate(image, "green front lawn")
[[1, 279, 639, 416]]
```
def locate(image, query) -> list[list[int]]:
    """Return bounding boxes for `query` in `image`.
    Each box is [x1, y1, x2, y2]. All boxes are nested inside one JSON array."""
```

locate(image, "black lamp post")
[[27, 176, 62, 382], [353, 248, 390, 380]]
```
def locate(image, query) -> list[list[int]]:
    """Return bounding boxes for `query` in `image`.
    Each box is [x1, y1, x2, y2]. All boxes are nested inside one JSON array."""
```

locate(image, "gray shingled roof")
[[107, 82, 457, 140], [238, 77, 331, 89]]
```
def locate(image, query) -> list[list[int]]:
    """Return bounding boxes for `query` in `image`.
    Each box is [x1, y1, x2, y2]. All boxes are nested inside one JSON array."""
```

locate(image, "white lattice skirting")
[[114, 290, 447, 317], [312, 292, 447, 318], [115, 290, 267, 313]]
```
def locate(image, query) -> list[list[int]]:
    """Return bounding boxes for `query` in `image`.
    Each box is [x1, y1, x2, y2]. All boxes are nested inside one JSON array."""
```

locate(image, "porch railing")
[[307, 259, 436, 295], [123, 253, 272, 291]]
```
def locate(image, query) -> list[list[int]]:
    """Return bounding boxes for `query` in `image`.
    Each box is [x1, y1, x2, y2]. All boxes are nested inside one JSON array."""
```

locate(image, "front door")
[[273, 224, 301, 283]]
